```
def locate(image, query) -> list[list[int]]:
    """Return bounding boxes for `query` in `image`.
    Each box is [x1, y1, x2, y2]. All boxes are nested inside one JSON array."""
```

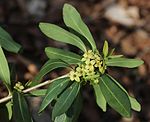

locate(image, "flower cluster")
[[14, 82, 24, 92], [69, 50, 106, 84]]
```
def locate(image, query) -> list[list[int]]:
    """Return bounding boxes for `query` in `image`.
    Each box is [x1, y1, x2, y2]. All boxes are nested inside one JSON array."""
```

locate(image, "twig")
[[0, 95, 12, 104], [0, 74, 68, 104]]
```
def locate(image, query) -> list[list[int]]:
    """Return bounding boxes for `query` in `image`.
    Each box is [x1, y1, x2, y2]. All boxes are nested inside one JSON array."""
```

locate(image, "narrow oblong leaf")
[[13, 91, 32, 122], [108, 55, 123, 59], [93, 84, 106, 112], [54, 93, 83, 122], [63, 4, 96, 51], [107, 74, 141, 112], [52, 82, 80, 120], [103, 40, 108, 58], [100, 74, 131, 117], [39, 77, 70, 113], [39, 23, 86, 52], [29, 89, 47, 96], [129, 96, 141, 112], [54, 113, 70, 122], [0, 101, 12, 122], [71, 92, 83, 122], [108, 48, 115, 56], [33, 59, 68, 82], [66, 91, 83, 122], [6, 101, 12, 120], [0, 46, 10, 86], [106, 58, 144, 68], [0, 27, 21, 53], [45, 47, 81, 64]]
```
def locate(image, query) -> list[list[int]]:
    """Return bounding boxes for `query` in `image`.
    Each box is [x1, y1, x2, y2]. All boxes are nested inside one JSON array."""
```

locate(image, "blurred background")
[[0, 0, 150, 122]]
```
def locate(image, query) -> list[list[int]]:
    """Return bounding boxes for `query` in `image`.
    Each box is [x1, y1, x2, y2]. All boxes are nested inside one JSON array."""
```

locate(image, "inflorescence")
[[14, 82, 24, 92], [69, 50, 106, 84]]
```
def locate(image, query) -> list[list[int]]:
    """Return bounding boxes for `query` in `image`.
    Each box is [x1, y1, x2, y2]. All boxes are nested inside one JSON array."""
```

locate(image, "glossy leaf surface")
[[52, 82, 80, 120], [93, 84, 106, 112], [63, 4, 96, 51], [39, 23, 86, 52], [33, 59, 68, 81], [45, 47, 81, 64], [0, 46, 10, 86], [107, 74, 141, 111], [0, 27, 21, 53], [13, 91, 32, 122], [100, 74, 131, 117], [106, 58, 144, 68], [39, 77, 70, 113]]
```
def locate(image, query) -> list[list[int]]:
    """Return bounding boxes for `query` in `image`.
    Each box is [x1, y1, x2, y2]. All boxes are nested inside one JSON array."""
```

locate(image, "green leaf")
[[100, 74, 131, 117], [54, 92, 83, 122], [67, 91, 83, 122], [108, 55, 123, 59], [6, 101, 12, 120], [0, 101, 12, 122], [108, 48, 115, 56], [39, 77, 70, 113], [25, 80, 40, 88], [93, 84, 106, 112], [0, 46, 11, 87], [103, 40, 108, 58], [0, 27, 21, 53], [63, 4, 96, 51], [52, 82, 80, 120], [106, 58, 144, 68], [107, 74, 141, 111], [39, 23, 86, 52], [45, 47, 81, 64], [129, 96, 141, 112], [13, 91, 32, 122], [33, 59, 68, 82], [54, 113, 71, 122], [29, 89, 47, 96]]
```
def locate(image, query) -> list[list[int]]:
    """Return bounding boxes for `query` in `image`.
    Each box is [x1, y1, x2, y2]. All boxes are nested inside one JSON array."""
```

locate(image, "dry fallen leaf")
[[105, 5, 141, 26]]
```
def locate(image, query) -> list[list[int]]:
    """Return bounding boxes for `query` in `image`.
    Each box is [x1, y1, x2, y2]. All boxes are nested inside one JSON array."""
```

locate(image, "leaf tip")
[[44, 47, 48, 53], [132, 59, 144, 68], [102, 108, 107, 112], [136, 104, 141, 112], [63, 3, 73, 9], [39, 22, 45, 29], [139, 60, 144, 65], [38, 107, 43, 114]]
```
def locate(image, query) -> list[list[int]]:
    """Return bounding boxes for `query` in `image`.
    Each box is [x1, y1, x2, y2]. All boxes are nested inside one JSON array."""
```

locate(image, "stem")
[[0, 74, 68, 104]]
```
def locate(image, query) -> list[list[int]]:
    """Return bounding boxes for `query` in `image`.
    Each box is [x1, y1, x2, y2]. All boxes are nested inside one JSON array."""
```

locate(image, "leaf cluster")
[[0, 3, 144, 122], [36, 3, 143, 121]]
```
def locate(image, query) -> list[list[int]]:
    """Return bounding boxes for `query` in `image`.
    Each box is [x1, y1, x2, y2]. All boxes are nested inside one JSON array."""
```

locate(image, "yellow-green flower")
[[94, 54, 101, 61], [69, 70, 80, 82], [69, 50, 107, 83], [95, 60, 102, 67], [85, 60, 95, 71], [93, 79, 99, 84], [85, 68, 95, 76], [76, 67, 84, 77], [99, 66, 105, 74], [14, 82, 24, 91], [82, 50, 94, 61]]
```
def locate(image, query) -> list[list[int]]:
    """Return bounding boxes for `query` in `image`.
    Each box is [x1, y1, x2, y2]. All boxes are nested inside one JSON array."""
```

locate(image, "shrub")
[[0, 3, 143, 122]]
